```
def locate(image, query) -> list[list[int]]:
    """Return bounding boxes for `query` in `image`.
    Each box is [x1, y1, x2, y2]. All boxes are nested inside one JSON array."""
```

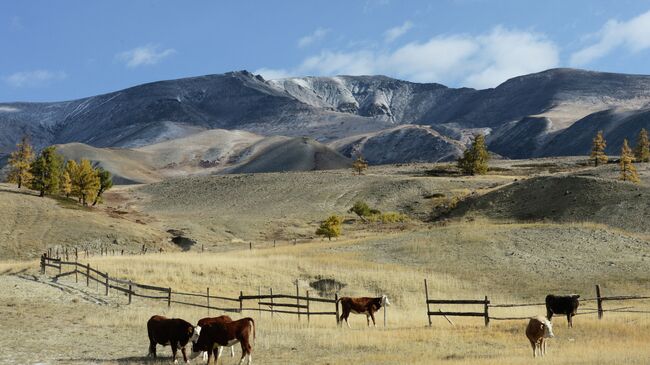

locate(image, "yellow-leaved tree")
[[457, 133, 489, 175], [7, 136, 35, 188], [352, 155, 368, 175], [590, 130, 608, 166], [620, 139, 640, 183], [70, 159, 100, 205], [316, 215, 342, 241], [634, 128, 650, 163]]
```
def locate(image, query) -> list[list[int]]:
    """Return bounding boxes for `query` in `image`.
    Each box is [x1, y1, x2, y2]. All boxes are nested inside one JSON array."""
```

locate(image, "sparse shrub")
[[352, 155, 369, 175], [457, 134, 489, 175], [620, 139, 640, 183], [367, 212, 409, 224], [316, 215, 342, 241], [590, 130, 608, 166], [349, 200, 372, 218]]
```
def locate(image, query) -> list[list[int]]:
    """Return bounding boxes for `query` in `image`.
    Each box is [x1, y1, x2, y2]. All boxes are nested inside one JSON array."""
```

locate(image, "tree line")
[[590, 128, 649, 183], [6, 136, 113, 205]]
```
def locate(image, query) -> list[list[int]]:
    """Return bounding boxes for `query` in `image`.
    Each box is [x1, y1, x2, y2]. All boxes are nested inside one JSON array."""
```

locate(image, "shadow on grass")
[[60, 355, 193, 364], [0, 186, 40, 197]]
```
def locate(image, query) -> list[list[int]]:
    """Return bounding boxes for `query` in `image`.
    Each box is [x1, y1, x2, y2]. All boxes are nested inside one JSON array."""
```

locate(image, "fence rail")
[[424, 279, 650, 326], [39, 253, 342, 325]]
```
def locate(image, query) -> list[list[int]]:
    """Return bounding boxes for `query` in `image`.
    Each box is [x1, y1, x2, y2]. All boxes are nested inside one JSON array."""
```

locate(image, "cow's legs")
[[529, 340, 536, 358], [340, 309, 351, 328], [369, 312, 377, 327], [542, 338, 546, 356], [181, 346, 189, 363], [148, 341, 157, 358], [567, 314, 572, 328], [171, 343, 178, 364], [231, 345, 235, 357], [546, 310, 553, 321], [366, 314, 370, 327], [211, 347, 219, 365]]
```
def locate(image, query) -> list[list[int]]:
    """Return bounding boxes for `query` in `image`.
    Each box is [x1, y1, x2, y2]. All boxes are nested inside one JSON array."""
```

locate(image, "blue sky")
[[3, 0, 650, 102]]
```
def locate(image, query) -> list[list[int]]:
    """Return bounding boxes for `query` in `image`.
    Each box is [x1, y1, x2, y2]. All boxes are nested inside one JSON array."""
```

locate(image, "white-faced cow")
[[525, 316, 555, 357], [147, 315, 198, 364], [546, 294, 580, 328], [197, 315, 235, 360], [192, 317, 255, 365], [337, 295, 390, 328]]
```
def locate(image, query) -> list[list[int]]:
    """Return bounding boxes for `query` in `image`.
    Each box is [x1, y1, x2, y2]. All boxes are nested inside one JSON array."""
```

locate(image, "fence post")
[[75, 265, 78, 283], [239, 291, 243, 313], [75, 247, 78, 261], [258, 287, 262, 317], [596, 284, 603, 320], [296, 281, 301, 322], [249, 242, 252, 250], [270, 288, 274, 319], [167, 288, 172, 308], [484, 296, 490, 327], [58, 261, 62, 276], [207, 287, 210, 315], [384, 302, 387, 328], [306, 290, 311, 324], [86, 264, 90, 286], [335, 293, 340, 326], [40, 254, 45, 274], [105, 273, 109, 296], [424, 279, 432, 327], [128, 283, 132, 304]]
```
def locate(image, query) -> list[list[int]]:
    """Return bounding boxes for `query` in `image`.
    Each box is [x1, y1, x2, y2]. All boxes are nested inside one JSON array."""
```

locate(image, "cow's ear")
[[188, 326, 194, 334]]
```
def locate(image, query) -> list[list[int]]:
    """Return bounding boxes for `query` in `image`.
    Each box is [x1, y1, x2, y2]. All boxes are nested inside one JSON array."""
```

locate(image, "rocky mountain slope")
[[3, 68, 650, 171]]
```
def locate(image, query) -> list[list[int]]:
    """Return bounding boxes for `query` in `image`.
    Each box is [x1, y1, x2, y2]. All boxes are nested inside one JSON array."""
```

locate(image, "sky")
[[3, 0, 650, 102]]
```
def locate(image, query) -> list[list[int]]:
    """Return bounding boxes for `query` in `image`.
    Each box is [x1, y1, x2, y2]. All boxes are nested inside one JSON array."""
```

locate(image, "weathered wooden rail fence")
[[40, 254, 340, 325], [424, 279, 650, 327]]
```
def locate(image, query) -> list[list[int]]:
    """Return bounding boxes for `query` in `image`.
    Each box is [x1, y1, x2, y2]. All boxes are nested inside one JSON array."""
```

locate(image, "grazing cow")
[[545, 294, 580, 328], [147, 315, 198, 364], [192, 317, 255, 365], [197, 315, 235, 359], [337, 295, 390, 328], [526, 316, 555, 357]]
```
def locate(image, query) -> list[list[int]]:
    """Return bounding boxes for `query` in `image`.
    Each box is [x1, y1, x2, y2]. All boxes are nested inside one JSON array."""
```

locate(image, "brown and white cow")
[[192, 317, 255, 365], [337, 295, 390, 328], [197, 315, 235, 360], [147, 315, 198, 364], [525, 316, 555, 357]]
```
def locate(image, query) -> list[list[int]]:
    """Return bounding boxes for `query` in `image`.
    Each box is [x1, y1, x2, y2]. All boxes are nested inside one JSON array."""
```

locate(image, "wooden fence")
[[40, 253, 340, 325], [424, 279, 650, 327]]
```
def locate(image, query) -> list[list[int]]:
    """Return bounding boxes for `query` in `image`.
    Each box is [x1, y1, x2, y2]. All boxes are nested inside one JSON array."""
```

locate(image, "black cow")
[[545, 294, 580, 328], [147, 315, 198, 363]]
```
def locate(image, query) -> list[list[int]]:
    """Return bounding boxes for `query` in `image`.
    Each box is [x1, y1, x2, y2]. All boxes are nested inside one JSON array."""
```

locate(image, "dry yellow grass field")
[[2, 159, 650, 364]]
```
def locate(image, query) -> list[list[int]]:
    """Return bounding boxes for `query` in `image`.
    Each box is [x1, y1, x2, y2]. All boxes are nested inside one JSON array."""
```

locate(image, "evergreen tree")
[[352, 155, 368, 175], [92, 167, 113, 206], [70, 159, 100, 206], [29, 146, 63, 197], [620, 139, 640, 183], [457, 133, 490, 175], [7, 136, 35, 188], [590, 130, 608, 166], [634, 128, 650, 162], [315, 215, 342, 241]]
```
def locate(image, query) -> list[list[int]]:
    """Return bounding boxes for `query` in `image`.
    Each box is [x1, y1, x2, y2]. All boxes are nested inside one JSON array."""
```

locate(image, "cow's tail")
[[249, 318, 256, 345]]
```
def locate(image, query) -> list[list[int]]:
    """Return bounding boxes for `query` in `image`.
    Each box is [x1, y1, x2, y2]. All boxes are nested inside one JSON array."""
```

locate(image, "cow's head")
[[190, 325, 201, 343], [381, 294, 391, 307], [542, 319, 554, 338]]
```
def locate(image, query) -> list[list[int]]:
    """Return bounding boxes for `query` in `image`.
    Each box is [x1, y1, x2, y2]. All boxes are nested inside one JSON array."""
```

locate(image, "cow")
[[147, 315, 198, 364], [525, 316, 555, 358], [545, 294, 580, 328], [337, 294, 390, 328], [192, 317, 255, 365], [196, 315, 235, 360]]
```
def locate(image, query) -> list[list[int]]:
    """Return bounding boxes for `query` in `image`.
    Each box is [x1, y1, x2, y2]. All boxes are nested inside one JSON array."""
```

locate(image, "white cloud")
[[4, 70, 67, 88], [258, 26, 559, 88], [0, 106, 20, 112], [384, 21, 413, 43], [298, 28, 330, 48], [116, 44, 176, 68], [570, 10, 650, 66]]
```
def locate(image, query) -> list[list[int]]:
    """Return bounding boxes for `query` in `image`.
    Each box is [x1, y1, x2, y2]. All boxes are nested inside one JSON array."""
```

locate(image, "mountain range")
[[2, 68, 650, 179]]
